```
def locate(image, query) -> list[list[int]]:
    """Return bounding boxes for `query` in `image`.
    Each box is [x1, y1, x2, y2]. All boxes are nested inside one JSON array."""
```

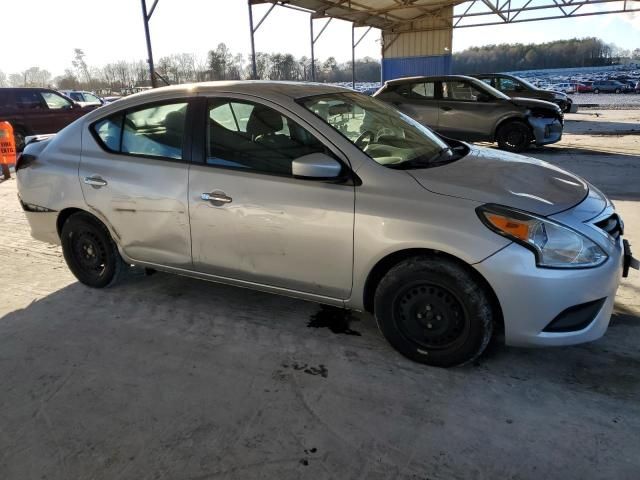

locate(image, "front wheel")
[[594, 88, 600, 94], [61, 212, 124, 288], [615, 88, 621, 94], [496, 120, 532, 153], [374, 256, 494, 367]]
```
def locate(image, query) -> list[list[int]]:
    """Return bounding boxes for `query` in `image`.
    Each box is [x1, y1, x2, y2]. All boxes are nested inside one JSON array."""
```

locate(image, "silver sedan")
[[15, 81, 637, 367]]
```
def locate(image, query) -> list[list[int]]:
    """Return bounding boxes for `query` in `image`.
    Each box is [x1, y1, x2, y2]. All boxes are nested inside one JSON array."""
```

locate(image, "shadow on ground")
[[1, 272, 639, 479]]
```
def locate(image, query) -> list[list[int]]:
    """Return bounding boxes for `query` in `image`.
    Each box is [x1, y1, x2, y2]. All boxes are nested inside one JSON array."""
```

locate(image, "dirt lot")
[[1, 111, 639, 480]]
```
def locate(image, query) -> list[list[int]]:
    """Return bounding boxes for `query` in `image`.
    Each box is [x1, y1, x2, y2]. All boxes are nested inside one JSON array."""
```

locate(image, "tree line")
[[0, 44, 381, 93], [452, 37, 639, 74]]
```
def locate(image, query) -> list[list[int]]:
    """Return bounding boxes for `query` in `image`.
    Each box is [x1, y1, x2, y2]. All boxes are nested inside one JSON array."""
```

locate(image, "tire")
[[61, 212, 124, 288], [594, 88, 600, 94], [13, 127, 26, 152], [496, 120, 532, 153], [373, 256, 494, 367], [615, 88, 621, 94]]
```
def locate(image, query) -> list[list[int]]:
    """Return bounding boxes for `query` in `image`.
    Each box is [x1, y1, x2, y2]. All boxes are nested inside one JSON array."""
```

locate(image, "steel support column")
[[141, 0, 158, 88], [248, 1, 278, 79], [351, 25, 373, 89], [310, 16, 332, 82]]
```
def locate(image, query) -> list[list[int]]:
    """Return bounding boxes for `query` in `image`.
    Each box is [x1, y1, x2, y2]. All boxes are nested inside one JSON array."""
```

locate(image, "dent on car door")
[[188, 96, 355, 299], [80, 99, 193, 267], [438, 80, 500, 141]]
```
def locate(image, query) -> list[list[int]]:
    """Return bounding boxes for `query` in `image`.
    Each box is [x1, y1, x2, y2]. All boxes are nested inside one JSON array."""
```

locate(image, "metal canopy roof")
[[250, 0, 640, 32], [251, 0, 462, 30]]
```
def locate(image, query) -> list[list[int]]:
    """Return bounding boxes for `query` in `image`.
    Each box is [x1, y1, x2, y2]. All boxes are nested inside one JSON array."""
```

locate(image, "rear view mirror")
[[292, 153, 342, 179]]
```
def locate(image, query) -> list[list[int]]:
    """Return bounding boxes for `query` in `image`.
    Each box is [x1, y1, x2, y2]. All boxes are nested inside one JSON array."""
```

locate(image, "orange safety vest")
[[0, 121, 16, 165]]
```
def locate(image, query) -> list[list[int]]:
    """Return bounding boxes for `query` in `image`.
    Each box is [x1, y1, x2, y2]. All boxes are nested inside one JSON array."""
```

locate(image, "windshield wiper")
[[388, 147, 454, 170]]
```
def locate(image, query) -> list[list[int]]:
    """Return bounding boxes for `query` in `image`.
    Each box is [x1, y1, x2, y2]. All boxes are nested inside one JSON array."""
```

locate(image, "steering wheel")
[[355, 130, 375, 148]]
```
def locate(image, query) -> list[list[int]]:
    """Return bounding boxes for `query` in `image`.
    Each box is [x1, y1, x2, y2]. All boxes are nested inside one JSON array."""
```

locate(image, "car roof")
[[384, 74, 478, 86], [122, 81, 351, 102], [78, 81, 356, 123]]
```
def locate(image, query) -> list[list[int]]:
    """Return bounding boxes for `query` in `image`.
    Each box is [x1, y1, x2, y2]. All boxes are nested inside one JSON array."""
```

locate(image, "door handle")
[[201, 191, 232, 205], [440, 106, 452, 111], [84, 176, 108, 187]]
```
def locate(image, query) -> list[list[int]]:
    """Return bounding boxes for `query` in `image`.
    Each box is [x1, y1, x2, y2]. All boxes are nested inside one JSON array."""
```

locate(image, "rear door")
[[79, 98, 193, 268], [188, 95, 355, 299], [383, 81, 439, 128]]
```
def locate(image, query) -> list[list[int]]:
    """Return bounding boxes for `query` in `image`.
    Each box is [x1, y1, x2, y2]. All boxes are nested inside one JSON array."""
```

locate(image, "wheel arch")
[[362, 248, 504, 332], [493, 115, 531, 141]]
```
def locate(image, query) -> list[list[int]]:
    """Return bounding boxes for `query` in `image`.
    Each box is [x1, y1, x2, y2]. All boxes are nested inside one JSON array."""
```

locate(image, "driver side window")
[[207, 98, 327, 176], [442, 81, 484, 101], [498, 78, 521, 93], [40, 92, 72, 110]]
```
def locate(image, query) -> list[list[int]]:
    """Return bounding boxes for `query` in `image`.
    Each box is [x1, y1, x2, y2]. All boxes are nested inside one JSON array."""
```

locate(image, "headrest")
[[165, 111, 185, 132], [246, 106, 283, 137]]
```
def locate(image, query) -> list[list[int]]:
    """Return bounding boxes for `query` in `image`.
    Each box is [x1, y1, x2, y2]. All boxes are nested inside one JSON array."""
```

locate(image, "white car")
[[59, 90, 105, 107], [551, 83, 576, 94]]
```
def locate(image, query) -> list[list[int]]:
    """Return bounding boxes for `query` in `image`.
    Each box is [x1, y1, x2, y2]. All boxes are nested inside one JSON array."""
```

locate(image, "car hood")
[[407, 145, 589, 216], [509, 97, 561, 111], [541, 89, 567, 98]]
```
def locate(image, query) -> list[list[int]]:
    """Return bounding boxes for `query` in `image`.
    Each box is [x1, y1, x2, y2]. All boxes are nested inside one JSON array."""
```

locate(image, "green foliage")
[[452, 37, 616, 73]]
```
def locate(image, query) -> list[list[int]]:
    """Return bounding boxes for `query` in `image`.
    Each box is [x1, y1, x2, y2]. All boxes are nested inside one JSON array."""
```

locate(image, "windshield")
[[300, 92, 452, 168]]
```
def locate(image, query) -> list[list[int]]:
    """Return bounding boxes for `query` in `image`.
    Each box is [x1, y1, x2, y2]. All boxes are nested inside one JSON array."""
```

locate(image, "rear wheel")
[[615, 88, 621, 94], [496, 120, 531, 153], [374, 256, 494, 367], [61, 213, 124, 288], [594, 88, 600, 94]]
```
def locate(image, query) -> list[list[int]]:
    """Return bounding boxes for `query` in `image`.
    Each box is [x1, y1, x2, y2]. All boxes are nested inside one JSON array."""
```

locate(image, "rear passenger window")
[[410, 82, 435, 99], [91, 101, 188, 160], [122, 103, 187, 159], [14, 91, 44, 110], [94, 114, 123, 152]]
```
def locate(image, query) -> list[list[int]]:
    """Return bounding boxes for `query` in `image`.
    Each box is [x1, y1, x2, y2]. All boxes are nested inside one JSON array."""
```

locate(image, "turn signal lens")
[[477, 204, 608, 268], [484, 213, 532, 242]]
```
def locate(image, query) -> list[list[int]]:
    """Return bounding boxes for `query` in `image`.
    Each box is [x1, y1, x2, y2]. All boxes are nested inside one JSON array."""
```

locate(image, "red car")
[[0, 88, 96, 150], [576, 82, 594, 93]]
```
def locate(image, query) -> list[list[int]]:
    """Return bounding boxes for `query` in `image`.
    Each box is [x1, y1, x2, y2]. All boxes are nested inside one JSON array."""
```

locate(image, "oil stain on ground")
[[307, 305, 362, 336]]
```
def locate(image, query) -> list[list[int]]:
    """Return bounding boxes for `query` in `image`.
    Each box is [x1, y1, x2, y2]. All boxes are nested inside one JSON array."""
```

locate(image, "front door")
[[188, 96, 355, 299], [437, 79, 508, 141], [79, 99, 193, 268]]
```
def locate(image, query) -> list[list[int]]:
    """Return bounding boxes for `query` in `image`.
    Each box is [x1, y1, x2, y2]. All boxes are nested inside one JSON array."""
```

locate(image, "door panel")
[[189, 167, 354, 298], [437, 80, 511, 141], [386, 82, 439, 128], [79, 101, 192, 267]]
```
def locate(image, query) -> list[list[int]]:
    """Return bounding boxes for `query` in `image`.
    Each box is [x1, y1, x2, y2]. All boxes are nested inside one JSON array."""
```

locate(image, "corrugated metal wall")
[[382, 7, 453, 58], [381, 54, 452, 81], [380, 6, 453, 80]]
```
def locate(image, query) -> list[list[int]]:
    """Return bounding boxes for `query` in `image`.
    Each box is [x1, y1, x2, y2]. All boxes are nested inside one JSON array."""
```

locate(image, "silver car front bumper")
[[474, 238, 623, 347], [529, 117, 563, 146]]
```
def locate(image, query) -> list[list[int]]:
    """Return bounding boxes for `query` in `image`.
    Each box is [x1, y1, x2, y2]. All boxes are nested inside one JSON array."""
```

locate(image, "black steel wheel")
[[496, 120, 532, 153], [374, 256, 494, 367], [61, 212, 124, 288]]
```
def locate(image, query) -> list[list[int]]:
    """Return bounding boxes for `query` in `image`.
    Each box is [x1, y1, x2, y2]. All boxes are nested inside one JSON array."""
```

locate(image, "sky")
[[1, 0, 639, 77]]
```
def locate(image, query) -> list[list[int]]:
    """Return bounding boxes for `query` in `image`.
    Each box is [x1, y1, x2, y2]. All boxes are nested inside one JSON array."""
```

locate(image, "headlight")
[[477, 204, 607, 268]]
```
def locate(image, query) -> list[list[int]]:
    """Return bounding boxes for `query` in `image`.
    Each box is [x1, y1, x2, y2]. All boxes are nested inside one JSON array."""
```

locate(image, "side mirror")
[[476, 93, 491, 102], [292, 153, 342, 179]]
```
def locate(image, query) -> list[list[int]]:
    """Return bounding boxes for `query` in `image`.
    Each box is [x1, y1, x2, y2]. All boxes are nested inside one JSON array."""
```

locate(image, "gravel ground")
[[571, 93, 640, 108]]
